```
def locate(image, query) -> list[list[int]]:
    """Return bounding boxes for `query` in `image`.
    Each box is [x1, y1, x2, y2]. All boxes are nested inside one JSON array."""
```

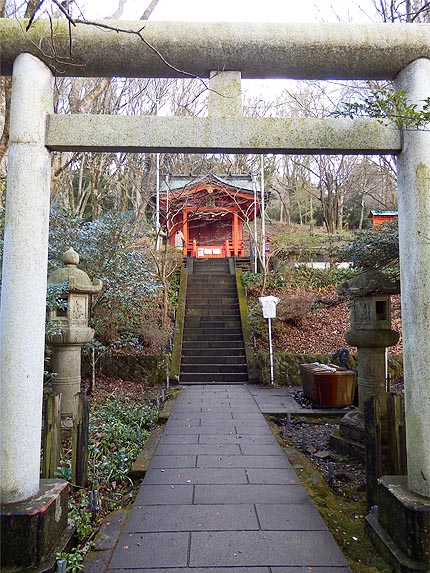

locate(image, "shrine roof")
[[160, 174, 260, 194], [368, 210, 398, 218]]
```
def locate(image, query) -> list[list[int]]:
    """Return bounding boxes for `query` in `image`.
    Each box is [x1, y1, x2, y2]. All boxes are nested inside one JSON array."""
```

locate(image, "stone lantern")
[[47, 247, 102, 421], [331, 271, 399, 455]]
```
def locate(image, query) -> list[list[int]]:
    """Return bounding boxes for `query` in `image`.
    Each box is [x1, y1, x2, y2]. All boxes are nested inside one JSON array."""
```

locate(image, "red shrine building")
[[160, 175, 261, 258], [368, 210, 398, 227]]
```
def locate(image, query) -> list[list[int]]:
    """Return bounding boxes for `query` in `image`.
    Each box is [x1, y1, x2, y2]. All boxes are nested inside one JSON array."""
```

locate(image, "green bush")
[[242, 267, 357, 293], [88, 397, 158, 501], [334, 221, 399, 277]]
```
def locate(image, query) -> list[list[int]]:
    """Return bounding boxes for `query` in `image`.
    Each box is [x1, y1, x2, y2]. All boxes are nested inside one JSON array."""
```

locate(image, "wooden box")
[[300, 363, 356, 408]]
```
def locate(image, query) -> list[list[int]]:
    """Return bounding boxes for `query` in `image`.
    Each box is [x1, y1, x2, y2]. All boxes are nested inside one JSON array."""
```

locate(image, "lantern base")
[[365, 476, 430, 573], [1, 479, 74, 572], [329, 409, 365, 460]]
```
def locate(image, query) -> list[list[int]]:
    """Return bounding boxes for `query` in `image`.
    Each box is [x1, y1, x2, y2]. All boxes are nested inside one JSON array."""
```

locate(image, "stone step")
[[188, 278, 236, 284], [186, 287, 237, 294], [186, 297, 238, 305], [182, 340, 245, 349], [186, 309, 241, 317], [181, 363, 248, 374], [183, 333, 243, 341], [185, 303, 239, 310], [193, 269, 230, 274], [193, 259, 229, 272], [181, 345, 245, 354], [181, 354, 246, 364], [188, 283, 235, 288], [181, 352, 246, 360], [180, 372, 249, 383], [185, 311, 240, 318], [183, 319, 242, 328], [183, 327, 243, 336]]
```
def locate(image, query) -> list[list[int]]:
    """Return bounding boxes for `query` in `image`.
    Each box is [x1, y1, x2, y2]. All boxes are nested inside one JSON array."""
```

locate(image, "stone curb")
[[129, 426, 164, 479]]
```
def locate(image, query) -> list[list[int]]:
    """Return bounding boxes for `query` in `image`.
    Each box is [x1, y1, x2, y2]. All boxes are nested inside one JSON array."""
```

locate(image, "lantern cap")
[[62, 247, 79, 266], [48, 248, 102, 294]]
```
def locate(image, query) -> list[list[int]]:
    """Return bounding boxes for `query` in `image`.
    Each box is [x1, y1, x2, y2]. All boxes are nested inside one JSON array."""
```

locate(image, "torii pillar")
[[366, 58, 430, 572], [0, 54, 70, 571]]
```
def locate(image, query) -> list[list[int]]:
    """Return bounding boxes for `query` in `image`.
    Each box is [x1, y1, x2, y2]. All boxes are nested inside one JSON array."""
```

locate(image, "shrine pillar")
[[395, 57, 430, 498], [182, 210, 188, 255], [366, 56, 430, 573], [0, 54, 53, 503], [233, 211, 239, 256]]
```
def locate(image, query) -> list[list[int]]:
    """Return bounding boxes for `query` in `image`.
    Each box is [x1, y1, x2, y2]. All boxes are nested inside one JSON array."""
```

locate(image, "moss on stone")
[[170, 267, 187, 381], [236, 269, 258, 383]]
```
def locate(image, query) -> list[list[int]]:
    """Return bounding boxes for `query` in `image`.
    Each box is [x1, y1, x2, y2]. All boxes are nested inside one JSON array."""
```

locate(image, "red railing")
[[186, 239, 244, 258]]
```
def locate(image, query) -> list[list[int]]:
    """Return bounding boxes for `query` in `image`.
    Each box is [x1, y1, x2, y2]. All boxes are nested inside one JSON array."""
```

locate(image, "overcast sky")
[[82, 0, 378, 23]]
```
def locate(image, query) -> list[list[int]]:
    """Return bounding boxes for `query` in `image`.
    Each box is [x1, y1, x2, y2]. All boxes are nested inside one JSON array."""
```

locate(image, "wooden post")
[[387, 392, 407, 475], [225, 239, 230, 257], [364, 395, 383, 510], [41, 394, 62, 479], [72, 392, 89, 487], [182, 210, 188, 255], [233, 210, 239, 256]]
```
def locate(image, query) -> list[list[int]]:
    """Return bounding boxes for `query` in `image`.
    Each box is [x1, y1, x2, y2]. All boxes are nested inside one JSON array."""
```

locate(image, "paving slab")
[[156, 443, 242, 456], [198, 434, 276, 444], [246, 468, 302, 485], [149, 455, 197, 468], [168, 412, 234, 420], [109, 568, 347, 573], [251, 387, 353, 416], [157, 434, 198, 444], [196, 454, 291, 468], [109, 532, 189, 569], [162, 425, 239, 435], [272, 566, 351, 573], [143, 467, 248, 485], [256, 503, 328, 531], [201, 418, 269, 427], [189, 531, 350, 568], [111, 567, 270, 573], [239, 443, 284, 455], [134, 485, 194, 505], [103, 384, 351, 573], [125, 504, 259, 532], [194, 484, 308, 505]]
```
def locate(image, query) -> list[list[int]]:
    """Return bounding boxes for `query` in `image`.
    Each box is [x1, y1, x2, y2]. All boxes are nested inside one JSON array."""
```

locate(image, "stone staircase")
[[180, 258, 248, 385]]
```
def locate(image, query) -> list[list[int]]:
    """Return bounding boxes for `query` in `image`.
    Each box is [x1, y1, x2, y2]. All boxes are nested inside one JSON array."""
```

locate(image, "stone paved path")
[[107, 385, 352, 572]]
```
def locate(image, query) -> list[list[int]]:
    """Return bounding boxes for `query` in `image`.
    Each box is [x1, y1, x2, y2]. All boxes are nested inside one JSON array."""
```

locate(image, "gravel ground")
[[276, 415, 366, 501]]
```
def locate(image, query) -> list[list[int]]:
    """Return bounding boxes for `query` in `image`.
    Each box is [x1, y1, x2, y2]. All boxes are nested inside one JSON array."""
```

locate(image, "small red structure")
[[368, 210, 398, 227], [160, 175, 260, 258]]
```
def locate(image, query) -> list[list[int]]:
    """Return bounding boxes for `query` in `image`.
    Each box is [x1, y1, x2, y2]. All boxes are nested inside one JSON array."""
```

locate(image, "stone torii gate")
[[0, 19, 429, 568]]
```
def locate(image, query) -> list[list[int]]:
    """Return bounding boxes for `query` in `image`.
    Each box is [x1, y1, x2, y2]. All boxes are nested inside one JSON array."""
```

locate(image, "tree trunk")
[[358, 196, 365, 229]]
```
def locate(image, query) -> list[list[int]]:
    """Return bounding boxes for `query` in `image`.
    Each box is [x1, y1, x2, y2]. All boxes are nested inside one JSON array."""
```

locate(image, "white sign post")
[[259, 296, 280, 385]]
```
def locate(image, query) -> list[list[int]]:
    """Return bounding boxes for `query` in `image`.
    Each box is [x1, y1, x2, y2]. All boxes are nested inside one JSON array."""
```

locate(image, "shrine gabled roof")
[[368, 210, 398, 218], [160, 174, 260, 195]]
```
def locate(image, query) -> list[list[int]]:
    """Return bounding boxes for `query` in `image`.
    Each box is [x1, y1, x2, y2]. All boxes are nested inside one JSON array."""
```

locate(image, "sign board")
[[259, 295, 280, 319]]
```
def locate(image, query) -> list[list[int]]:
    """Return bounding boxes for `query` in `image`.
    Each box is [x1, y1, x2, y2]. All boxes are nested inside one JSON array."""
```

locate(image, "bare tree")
[[372, 0, 430, 22]]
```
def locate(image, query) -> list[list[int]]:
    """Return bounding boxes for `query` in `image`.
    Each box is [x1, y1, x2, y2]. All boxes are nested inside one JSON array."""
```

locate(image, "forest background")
[[0, 0, 419, 358]]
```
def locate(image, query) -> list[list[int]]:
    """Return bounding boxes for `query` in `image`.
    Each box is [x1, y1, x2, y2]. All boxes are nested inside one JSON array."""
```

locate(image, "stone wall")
[[83, 354, 169, 385], [83, 351, 403, 388], [255, 350, 403, 386]]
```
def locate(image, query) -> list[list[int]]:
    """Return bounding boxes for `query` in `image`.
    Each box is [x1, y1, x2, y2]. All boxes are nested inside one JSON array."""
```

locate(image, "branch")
[[140, 0, 161, 20], [25, 0, 45, 31], [50, 0, 76, 24]]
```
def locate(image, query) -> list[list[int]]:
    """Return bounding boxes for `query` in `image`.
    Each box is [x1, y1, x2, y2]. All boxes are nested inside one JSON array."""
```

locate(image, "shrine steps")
[[180, 258, 249, 385]]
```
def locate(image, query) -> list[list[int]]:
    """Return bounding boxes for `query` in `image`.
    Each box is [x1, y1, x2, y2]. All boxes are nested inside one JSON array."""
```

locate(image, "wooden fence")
[[41, 392, 89, 487], [364, 392, 407, 509]]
